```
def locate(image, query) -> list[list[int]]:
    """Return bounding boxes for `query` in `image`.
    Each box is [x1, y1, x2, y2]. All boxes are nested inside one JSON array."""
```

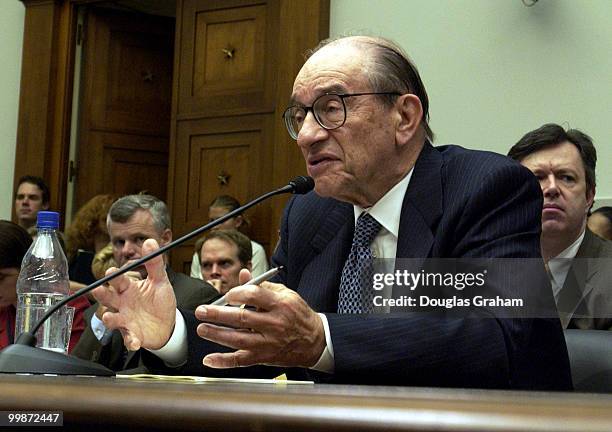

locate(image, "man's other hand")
[[195, 269, 326, 369], [92, 239, 177, 351]]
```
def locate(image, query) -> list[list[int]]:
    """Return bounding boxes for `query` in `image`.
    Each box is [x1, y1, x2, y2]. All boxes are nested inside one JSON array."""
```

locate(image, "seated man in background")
[[13, 175, 50, 231], [509, 123, 612, 330], [93, 35, 571, 390], [588, 207, 612, 241], [71, 194, 219, 371], [196, 230, 252, 295], [190, 195, 268, 279]]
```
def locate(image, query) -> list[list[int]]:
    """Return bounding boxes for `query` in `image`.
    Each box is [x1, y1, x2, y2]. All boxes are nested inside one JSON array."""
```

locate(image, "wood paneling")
[[176, 0, 277, 118], [76, 131, 168, 202], [14, 0, 77, 222], [172, 114, 274, 247], [75, 7, 174, 209], [86, 9, 174, 134]]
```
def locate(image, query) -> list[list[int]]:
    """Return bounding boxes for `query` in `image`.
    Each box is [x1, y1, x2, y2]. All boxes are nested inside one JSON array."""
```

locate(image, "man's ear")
[[586, 186, 596, 213], [159, 228, 172, 246], [42, 202, 49, 210], [395, 93, 423, 146], [234, 215, 244, 229]]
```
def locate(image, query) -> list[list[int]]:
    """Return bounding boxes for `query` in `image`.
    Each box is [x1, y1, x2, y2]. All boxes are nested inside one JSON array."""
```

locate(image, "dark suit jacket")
[[174, 143, 572, 390], [558, 229, 612, 330], [71, 267, 219, 371]]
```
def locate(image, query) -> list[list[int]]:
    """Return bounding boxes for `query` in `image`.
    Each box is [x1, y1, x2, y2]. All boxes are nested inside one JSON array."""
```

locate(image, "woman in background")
[[0, 220, 88, 352], [588, 206, 612, 241], [65, 194, 116, 285], [190, 195, 269, 279]]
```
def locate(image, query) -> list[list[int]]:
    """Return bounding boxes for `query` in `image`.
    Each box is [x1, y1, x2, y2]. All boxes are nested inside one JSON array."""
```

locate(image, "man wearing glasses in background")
[[94, 36, 571, 390]]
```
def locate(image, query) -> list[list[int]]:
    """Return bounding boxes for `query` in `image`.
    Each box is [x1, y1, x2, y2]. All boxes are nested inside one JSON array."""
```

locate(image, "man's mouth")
[[307, 154, 339, 175], [542, 202, 564, 217]]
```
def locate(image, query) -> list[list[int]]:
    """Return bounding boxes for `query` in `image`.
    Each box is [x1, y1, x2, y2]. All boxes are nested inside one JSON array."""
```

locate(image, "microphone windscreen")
[[289, 176, 315, 194]]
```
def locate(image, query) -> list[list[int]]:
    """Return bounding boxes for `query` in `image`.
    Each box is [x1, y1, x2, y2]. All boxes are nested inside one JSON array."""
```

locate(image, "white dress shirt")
[[150, 169, 414, 372], [548, 230, 585, 300]]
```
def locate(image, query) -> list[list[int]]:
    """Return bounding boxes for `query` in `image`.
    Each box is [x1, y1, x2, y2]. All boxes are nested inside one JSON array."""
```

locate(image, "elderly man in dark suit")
[[509, 124, 612, 330], [93, 36, 571, 389]]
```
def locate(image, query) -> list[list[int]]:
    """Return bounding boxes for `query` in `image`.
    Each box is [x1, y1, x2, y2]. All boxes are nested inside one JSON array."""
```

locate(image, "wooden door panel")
[[188, 131, 255, 213], [193, 5, 266, 95], [104, 149, 168, 200], [77, 131, 169, 201], [75, 7, 174, 211], [171, 114, 274, 248], [87, 9, 174, 135], [177, 0, 278, 118]]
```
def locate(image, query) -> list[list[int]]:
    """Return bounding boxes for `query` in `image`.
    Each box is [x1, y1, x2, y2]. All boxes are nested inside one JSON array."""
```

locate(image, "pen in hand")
[[210, 266, 283, 306]]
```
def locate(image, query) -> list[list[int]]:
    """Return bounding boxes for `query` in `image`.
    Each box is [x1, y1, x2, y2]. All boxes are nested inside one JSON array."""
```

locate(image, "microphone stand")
[[0, 176, 313, 375]]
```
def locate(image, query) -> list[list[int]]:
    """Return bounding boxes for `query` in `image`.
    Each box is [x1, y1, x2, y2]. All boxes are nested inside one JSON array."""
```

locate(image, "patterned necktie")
[[337, 212, 382, 314]]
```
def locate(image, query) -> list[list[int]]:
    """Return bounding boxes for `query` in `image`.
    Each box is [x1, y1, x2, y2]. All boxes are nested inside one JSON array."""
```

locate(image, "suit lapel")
[[396, 142, 443, 259], [297, 200, 353, 312], [559, 230, 600, 327]]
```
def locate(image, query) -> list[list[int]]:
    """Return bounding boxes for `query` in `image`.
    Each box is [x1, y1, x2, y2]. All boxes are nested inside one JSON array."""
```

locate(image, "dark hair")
[[592, 206, 612, 223], [209, 195, 241, 212], [107, 194, 170, 234], [307, 36, 434, 142], [195, 229, 252, 267], [16, 175, 50, 205], [508, 123, 597, 193], [0, 220, 32, 269], [209, 195, 250, 231]]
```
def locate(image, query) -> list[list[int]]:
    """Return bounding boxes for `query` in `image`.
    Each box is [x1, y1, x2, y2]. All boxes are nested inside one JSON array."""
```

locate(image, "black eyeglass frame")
[[282, 92, 401, 140]]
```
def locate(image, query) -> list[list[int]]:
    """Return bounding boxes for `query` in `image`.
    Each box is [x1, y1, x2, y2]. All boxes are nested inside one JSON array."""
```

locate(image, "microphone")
[[0, 176, 314, 375]]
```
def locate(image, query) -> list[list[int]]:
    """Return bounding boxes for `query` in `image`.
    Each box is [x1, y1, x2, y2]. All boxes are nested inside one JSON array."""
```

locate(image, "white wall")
[[331, 0, 611, 203], [0, 2, 24, 219]]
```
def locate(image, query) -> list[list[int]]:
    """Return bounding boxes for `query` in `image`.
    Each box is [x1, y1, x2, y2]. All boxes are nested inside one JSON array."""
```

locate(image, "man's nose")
[[297, 111, 328, 148], [542, 174, 559, 197], [121, 241, 137, 259], [210, 264, 222, 277]]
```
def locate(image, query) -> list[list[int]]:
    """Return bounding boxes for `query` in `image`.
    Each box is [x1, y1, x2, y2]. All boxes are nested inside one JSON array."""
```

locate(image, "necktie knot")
[[353, 213, 382, 248]]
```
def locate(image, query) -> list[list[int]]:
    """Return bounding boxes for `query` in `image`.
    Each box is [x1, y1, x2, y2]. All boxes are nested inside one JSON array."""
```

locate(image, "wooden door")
[[74, 7, 175, 210]]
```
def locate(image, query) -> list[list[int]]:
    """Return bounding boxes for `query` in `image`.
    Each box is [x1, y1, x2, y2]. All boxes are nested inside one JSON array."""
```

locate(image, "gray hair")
[[107, 194, 171, 234], [307, 35, 434, 142]]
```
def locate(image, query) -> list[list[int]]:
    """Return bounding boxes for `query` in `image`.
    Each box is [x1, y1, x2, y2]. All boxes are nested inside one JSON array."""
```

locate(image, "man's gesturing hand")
[[195, 269, 326, 369], [92, 239, 177, 351]]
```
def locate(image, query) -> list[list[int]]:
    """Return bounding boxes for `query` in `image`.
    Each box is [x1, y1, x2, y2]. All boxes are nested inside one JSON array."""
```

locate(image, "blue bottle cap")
[[37, 211, 60, 229]]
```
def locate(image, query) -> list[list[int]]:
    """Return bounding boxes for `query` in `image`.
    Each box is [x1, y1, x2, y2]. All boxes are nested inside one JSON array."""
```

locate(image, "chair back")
[[564, 329, 612, 393]]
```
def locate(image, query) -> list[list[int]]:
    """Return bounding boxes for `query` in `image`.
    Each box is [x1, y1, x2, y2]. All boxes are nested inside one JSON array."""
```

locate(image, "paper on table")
[[116, 373, 314, 385]]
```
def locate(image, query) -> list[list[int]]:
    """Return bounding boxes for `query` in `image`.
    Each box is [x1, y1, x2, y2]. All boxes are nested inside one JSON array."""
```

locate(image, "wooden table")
[[1, 374, 611, 431]]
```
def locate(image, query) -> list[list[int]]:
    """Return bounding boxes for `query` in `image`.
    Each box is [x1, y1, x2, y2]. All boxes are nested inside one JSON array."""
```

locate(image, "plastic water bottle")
[[15, 211, 73, 353]]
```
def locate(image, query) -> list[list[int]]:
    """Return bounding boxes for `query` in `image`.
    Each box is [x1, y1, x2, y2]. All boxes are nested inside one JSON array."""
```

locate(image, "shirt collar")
[[352, 168, 414, 238], [548, 229, 586, 288]]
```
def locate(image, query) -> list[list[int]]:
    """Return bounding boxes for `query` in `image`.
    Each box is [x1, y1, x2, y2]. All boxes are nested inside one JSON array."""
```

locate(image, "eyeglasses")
[[282, 92, 401, 140]]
